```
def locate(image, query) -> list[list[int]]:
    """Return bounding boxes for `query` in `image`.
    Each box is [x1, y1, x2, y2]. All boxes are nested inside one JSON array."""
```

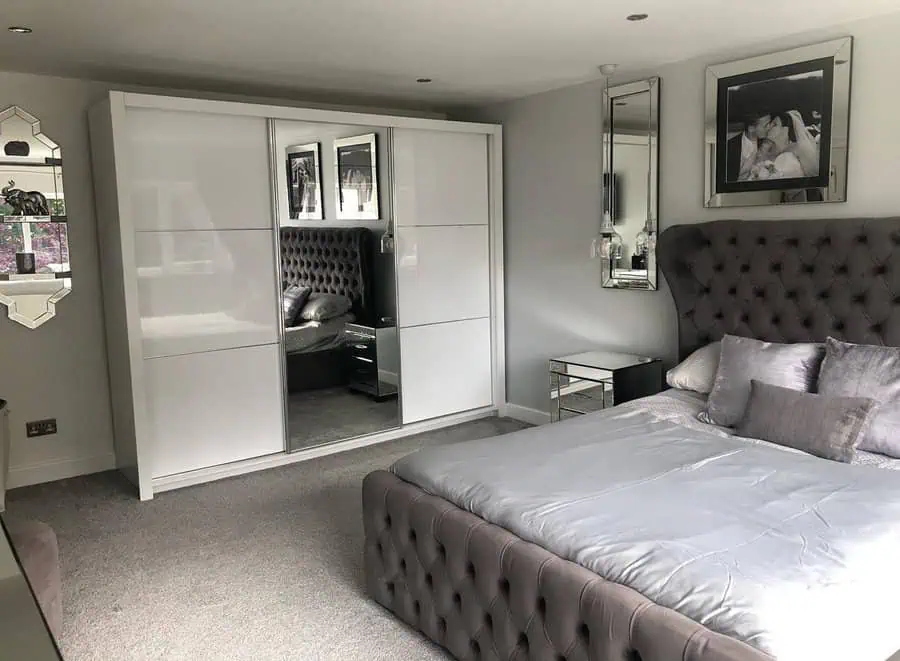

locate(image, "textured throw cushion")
[[300, 293, 353, 322], [818, 337, 900, 457], [666, 342, 721, 394], [736, 380, 877, 463], [283, 285, 312, 327], [701, 334, 824, 427]]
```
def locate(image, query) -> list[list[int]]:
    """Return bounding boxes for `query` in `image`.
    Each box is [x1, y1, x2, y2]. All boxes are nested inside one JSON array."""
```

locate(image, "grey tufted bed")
[[362, 217, 900, 661], [280, 226, 373, 393]]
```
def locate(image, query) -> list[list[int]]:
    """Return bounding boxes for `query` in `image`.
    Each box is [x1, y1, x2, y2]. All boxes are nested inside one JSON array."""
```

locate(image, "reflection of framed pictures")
[[334, 133, 379, 220], [286, 143, 322, 220], [705, 37, 852, 207]]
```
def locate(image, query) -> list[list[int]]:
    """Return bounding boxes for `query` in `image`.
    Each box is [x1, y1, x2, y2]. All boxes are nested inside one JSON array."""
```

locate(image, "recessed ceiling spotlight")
[[8, 26, 33, 34], [626, 13, 649, 21], [416, 77, 433, 84]]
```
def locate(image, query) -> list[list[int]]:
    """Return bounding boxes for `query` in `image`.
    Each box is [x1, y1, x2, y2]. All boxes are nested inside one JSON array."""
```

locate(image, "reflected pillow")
[[700, 334, 824, 427], [736, 380, 876, 463], [301, 293, 353, 322], [283, 285, 312, 327], [666, 341, 721, 394], [818, 337, 900, 457]]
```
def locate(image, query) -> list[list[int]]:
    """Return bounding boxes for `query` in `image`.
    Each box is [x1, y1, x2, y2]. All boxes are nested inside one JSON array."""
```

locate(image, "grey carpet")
[[5, 416, 529, 661], [287, 387, 400, 452]]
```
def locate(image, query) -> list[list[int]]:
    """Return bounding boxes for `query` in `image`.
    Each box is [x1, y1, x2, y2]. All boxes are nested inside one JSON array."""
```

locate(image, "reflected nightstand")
[[549, 350, 663, 422]]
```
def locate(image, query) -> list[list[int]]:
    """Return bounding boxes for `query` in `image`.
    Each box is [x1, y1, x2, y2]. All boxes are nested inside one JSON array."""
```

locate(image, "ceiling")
[[1, 0, 897, 109]]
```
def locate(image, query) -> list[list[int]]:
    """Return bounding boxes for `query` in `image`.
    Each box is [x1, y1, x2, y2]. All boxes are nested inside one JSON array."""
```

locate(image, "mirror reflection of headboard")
[[279, 226, 373, 324], [659, 217, 900, 360]]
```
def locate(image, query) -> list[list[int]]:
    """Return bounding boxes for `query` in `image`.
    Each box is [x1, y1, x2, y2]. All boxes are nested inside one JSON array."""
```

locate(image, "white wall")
[[465, 11, 900, 413], [0, 70, 435, 487]]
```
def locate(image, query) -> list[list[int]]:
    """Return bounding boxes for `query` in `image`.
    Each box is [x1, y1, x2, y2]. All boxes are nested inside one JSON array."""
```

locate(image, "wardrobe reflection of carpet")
[[287, 387, 400, 451]]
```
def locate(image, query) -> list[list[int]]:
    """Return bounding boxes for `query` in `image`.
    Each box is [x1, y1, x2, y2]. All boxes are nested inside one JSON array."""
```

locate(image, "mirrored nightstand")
[[549, 351, 663, 422]]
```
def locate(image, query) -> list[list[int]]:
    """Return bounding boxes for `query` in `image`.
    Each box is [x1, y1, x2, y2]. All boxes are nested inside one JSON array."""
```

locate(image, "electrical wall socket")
[[26, 418, 57, 438]]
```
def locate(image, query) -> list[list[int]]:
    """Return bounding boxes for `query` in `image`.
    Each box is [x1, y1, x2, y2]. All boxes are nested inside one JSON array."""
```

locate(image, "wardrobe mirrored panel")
[[272, 119, 400, 452], [601, 78, 659, 290]]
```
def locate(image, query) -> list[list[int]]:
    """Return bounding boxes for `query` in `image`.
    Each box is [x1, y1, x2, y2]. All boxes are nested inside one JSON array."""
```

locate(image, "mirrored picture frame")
[[334, 133, 380, 220], [601, 77, 660, 291], [704, 37, 852, 208], [286, 142, 323, 220]]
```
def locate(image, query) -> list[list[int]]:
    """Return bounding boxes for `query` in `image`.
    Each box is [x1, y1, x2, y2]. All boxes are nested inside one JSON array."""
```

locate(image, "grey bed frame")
[[363, 217, 900, 661]]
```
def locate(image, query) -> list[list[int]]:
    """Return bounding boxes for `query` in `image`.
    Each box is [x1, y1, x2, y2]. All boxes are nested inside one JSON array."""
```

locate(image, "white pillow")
[[666, 341, 721, 394]]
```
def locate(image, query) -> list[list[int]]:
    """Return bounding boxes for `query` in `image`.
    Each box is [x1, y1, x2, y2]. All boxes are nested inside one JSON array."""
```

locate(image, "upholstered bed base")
[[363, 470, 770, 661]]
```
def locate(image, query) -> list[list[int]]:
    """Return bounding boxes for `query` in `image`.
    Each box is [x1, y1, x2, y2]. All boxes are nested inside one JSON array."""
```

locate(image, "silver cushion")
[[818, 337, 900, 457], [701, 334, 824, 427]]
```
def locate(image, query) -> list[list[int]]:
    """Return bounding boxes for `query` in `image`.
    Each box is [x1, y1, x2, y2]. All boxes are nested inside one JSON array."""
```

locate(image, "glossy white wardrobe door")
[[125, 109, 272, 231], [396, 225, 489, 327], [400, 318, 492, 424], [145, 344, 283, 478], [393, 130, 489, 227], [134, 229, 279, 358]]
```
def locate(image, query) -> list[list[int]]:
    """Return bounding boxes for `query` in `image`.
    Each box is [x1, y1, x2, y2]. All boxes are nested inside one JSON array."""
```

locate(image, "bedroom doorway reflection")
[[272, 119, 401, 452]]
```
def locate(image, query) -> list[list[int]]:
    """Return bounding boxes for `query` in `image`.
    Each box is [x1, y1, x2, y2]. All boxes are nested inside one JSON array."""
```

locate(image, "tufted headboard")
[[280, 226, 373, 323], [659, 217, 900, 360]]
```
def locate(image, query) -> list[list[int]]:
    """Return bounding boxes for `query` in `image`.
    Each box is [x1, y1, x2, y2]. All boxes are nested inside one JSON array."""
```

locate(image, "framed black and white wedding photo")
[[286, 143, 323, 220], [334, 133, 380, 220], [704, 37, 852, 208]]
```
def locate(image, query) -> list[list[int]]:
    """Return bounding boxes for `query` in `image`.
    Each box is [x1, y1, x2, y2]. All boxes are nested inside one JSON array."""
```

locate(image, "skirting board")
[[500, 403, 551, 426], [152, 406, 500, 495], [7, 453, 117, 489]]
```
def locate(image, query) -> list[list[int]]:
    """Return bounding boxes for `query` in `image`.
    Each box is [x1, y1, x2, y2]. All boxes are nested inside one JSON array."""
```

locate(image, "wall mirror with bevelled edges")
[[0, 106, 71, 329]]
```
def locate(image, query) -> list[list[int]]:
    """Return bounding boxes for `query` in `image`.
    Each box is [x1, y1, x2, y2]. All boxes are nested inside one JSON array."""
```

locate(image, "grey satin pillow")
[[700, 334, 825, 427], [283, 285, 312, 327], [818, 337, 900, 457], [666, 341, 721, 394], [300, 293, 353, 322], [736, 380, 877, 463]]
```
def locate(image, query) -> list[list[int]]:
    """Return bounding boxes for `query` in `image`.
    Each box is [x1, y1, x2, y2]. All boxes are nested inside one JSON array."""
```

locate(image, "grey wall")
[[0, 70, 435, 487], [465, 11, 900, 413]]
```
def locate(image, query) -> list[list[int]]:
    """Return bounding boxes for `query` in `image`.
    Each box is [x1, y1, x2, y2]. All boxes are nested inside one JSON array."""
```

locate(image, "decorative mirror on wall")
[[0, 106, 70, 329], [598, 77, 660, 291]]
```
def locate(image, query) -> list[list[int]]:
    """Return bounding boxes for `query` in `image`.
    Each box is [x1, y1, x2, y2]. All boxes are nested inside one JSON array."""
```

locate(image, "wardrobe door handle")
[[353, 356, 374, 364]]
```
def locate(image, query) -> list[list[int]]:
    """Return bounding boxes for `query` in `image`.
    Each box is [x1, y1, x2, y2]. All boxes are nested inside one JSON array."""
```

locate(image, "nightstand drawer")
[[347, 339, 376, 360]]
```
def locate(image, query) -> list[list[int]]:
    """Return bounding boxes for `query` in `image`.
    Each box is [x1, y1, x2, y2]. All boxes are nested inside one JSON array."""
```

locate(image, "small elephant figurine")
[[1, 180, 49, 216]]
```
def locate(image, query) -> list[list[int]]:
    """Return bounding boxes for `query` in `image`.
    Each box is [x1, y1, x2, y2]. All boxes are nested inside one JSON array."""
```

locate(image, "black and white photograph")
[[705, 38, 852, 207], [719, 58, 832, 192], [334, 133, 379, 220], [287, 143, 322, 220]]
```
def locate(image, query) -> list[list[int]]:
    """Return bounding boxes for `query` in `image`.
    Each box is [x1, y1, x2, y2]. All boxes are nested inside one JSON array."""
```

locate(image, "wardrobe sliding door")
[[124, 108, 284, 478], [393, 129, 493, 424]]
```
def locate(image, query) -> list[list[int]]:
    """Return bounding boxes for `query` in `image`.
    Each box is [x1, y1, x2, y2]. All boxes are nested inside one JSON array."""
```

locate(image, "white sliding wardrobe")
[[90, 92, 504, 500]]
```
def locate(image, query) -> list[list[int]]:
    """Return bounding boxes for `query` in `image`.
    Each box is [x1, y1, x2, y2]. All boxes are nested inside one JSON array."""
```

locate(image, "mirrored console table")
[[549, 350, 662, 422]]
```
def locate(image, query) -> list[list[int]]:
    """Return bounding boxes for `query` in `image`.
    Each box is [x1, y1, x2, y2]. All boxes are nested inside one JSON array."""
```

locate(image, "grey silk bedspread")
[[392, 393, 900, 660]]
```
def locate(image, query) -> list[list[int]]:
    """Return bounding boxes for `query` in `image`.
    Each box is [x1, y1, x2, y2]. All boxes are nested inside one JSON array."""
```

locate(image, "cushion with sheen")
[[300, 293, 353, 322], [818, 337, 900, 457], [666, 342, 721, 394], [736, 380, 876, 463], [283, 285, 312, 327], [701, 334, 824, 427]]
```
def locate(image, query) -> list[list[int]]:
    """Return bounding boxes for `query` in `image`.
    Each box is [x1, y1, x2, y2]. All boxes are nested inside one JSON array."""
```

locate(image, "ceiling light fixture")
[[626, 13, 649, 21], [416, 78, 433, 84], [8, 26, 33, 34]]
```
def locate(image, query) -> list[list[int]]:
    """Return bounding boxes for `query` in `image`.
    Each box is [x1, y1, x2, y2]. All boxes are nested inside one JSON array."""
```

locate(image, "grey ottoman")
[[6, 518, 62, 641]]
